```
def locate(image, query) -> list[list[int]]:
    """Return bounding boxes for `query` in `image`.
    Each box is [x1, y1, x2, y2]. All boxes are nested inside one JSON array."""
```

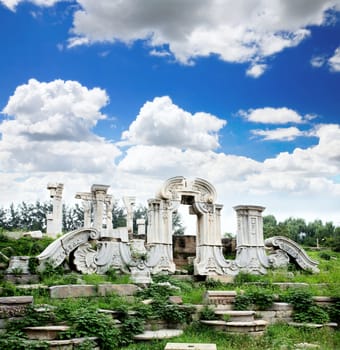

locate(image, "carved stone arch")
[[147, 176, 229, 276]]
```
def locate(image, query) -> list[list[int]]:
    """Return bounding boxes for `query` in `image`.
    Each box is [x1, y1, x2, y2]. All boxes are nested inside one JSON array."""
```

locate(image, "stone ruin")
[[37, 176, 319, 283]]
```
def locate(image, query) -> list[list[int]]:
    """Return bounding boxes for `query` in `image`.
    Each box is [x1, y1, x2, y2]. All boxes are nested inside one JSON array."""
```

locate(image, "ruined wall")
[[172, 235, 236, 268]]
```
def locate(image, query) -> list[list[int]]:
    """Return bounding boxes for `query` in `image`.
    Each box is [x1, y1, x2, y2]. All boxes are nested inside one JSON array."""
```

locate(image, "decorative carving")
[[74, 243, 98, 274], [265, 236, 319, 273], [267, 249, 290, 268]]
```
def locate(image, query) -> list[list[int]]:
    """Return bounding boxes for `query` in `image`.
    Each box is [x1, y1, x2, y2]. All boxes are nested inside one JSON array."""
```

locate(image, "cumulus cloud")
[[2, 79, 108, 142], [246, 63, 268, 78], [66, 0, 338, 75], [0, 0, 59, 11], [240, 107, 305, 124], [2, 0, 338, 76], [251, 126, 304, 141], [0, 79, 121, 174], [328, 47, 340, 72], [121, 96, 226, 151]]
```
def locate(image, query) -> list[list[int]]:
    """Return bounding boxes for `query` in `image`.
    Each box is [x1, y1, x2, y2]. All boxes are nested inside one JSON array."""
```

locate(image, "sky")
[[0, 0, 340, 234]]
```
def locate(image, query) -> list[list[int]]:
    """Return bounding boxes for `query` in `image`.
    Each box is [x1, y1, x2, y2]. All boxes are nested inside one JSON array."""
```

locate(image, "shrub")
[[234, 294, 252, 311], [199, 305, 218, 320], [281, 289, 313, 312], [293, 305, 330, 324]]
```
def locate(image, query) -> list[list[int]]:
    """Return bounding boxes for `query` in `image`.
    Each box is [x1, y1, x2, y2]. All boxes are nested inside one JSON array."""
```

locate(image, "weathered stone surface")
[[224, 320, 268, 333], [4, 274, 39, 284], [273, 283, 309, 289], [165, 343, 217, 350], [49, 285, 96, 299], [294, 343, 320, 349], [203, 290, 236, 307], [97, 283, 139, 296], [312, 296, 335, 307], [215, 310, 255, 322], [288, 322, 338, 329], [234, 205, 268, 275], [265, 236, 319, 273], [207, 275, 235, 284], [0, 296, 33, 304], [271, 302, 293, 311], [24, 325, 70, 340], [133, 329, 183, 340], [169, 296, 183, 304], [259, 311, 276, 323], [0, 296, 33, 318]]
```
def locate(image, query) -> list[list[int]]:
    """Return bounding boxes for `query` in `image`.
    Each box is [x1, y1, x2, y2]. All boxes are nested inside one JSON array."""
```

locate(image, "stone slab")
[[0, 296, 33, 304], [134, 329, 183, 340], [50, 285, 96, 298], [288, 322, 338, 329], [271, 302, 293, 311], [165, 343, 217, 350], [215, 310, 255, 322], [203, 290, 236, 307], [97, 283, 139, 296], [0, 296, 33, 318], [24, 325, 70, 340]]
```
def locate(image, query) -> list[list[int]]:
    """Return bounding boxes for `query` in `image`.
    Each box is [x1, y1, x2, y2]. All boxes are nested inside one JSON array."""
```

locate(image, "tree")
[[172, 210, 185, 235], [263, 215, 277, 238]]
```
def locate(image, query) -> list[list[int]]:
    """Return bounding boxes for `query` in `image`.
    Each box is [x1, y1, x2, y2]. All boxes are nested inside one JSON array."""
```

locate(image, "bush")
[[234, 289, 274, 310], [293, 305, 330, 324], [234, 294, 252, 310], [199, 305, 218, 320], [281, 289, 313, 312]]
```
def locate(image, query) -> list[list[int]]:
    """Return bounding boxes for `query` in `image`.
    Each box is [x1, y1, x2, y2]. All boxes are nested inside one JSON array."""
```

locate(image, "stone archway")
[[146, 176, 236, 275]]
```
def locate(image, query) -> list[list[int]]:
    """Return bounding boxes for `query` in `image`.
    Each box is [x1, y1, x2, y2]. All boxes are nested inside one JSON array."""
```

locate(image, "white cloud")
[[310, 55, 326, 68], [67, 0, 338, 74], [0, 79, 121, 174], [2, 0, 338, 76], [240, 107, 305, 124], [121, 96, 226, 151], [328, 47, 340, 72], [1, 81, 340, 232], [0, 0, 59, 11], [246, 63, 268, 78], [251, 126, 304, 141]]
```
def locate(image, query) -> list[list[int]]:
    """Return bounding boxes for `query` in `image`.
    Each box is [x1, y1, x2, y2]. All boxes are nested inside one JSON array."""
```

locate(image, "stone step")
[[203, 291, 237, 308], [288, 322, 338, 329], [133, 329, 183, 340], [165, 343, 217, 350], [200, 319, 268, 335], [214, 310, 255, 322], [23, 337, 98, 350], [24, 325, 70, 340]]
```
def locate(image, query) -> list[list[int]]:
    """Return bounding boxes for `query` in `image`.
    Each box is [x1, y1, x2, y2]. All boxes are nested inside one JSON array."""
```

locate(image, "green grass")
[[121, 323, 340, 350]]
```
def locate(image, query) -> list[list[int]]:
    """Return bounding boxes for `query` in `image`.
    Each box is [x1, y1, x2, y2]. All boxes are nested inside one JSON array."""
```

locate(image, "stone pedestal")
[[234, 205, 269, 274]]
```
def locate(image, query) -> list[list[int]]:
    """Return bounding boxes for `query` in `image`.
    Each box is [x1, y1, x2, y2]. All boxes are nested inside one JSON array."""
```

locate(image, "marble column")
[[46, 183, 64, 238], [91, 184, 110, 231], [123, 196, 136, 234]]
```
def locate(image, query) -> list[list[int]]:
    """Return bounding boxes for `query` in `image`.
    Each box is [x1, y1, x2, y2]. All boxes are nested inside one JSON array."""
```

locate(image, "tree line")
[[0, 202, 338, 250], [0, 201, 184, 235], [263, 215, 340, 251]]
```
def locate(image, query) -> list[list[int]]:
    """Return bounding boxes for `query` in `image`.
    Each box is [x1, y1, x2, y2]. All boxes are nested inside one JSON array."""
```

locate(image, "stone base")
[[24, 325, 70, 340], [133, 329, 183, 340], [4, 274, 39, 284], [200, 319, 268, 334], [165, 343, 217, 350], [215, 310, 255, 322]]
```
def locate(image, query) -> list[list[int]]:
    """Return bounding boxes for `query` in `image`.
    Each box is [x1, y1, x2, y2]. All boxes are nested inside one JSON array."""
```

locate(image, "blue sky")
[[0, 0, 340, 232]]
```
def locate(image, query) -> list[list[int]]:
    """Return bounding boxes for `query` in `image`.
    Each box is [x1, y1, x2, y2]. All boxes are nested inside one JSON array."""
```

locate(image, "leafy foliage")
[[199, 305, 218, 320]]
